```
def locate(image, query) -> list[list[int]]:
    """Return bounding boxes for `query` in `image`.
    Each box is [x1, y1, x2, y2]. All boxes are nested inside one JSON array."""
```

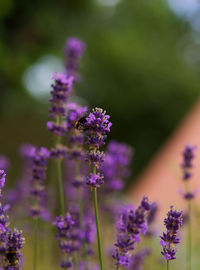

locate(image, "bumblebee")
[[5, 248, 19, 269], [74, 116, 87, 131]]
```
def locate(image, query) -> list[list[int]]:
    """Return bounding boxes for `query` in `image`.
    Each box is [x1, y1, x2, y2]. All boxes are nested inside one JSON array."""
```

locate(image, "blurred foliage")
[[0, 0, 200, 183]]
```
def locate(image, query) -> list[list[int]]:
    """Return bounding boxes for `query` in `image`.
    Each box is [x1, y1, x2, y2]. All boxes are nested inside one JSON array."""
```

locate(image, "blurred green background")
[[0, 0, 200, 182]]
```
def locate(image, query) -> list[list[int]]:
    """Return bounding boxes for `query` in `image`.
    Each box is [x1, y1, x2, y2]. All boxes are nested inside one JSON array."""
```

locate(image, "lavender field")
[[0, 36, 199, 270], [1, 1, 200, 269]]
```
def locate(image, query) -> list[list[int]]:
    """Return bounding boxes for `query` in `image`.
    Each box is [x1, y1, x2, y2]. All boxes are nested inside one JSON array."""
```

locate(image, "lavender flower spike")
[[101, 141, 133, 192], [113, 196, 151, 268], [181, 145, 196, 181], [54, 212, 75, 268], [29, 146, 50, 219], [85, 108, 112, 189], [64, 37, 86, 82], [180, 145, 197, 202], [160, 206, 183, 261], [0, 156, 10, 172], [47, 72, 74, 137], [85, 108, 112, 149], [0, 170, 6, 198], [0, 170, 25, 270], [85, 108, 112, 270]]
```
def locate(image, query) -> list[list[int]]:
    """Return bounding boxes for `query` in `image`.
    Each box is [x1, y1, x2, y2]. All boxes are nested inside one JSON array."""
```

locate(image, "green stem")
[[93, 187, 104, 270], [56, 158, 65, 216], [76, 162, 88, 268], [167, 260, 169, 270], [43, 223, 52, 270], [76, 162, 84, 227], [55, 116, 65, 216], [187, 200, 192, 270], [33, 218, 39, 270], [167, 241, 171, 270], [116, 265, 119, 270], [73, 254, 78, 270]]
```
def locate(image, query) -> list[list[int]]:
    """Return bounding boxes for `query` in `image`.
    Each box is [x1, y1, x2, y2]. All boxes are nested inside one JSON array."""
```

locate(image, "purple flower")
[[47, 72, 74, 137], [51, 145, 68, 160], [183, 191, 196, 200], [0, 204, 9, 254], [50, 72, 73, 118], [141, 196, 151, 211], [60, 261, 73, 269], [181, 145, 196, 181], [84, 108, 112, 149], [0, 156, 10, 172], [64, 37, 86, 82], [54, 209, 85, 268], [0, 172, 25, 270], [106, 141, 133, 167], [5, 144, 33, 219], [127, 210, 147, 236], [0, 170, 6, 191], [19, 143, 33, 158], [29, 146, 50, 219], [68, 132, 84, 145], [164, 206, 183, 233], [113, 197, 151, 268], [3, 228, 25, 270], [115, 236, 134, 253], [6, 228, 24, 251], [85, 108, 112, 192], [160, 206, 183, 261], [0, 204, 9, 230], [54, 213, 75, 235], [86, 150, 105, 169], [179, 145, 197, 202], [47, 121, 68, 137], [84, 215, 96, 245], [161, 247, 176, 260], [160, 232, 180, 246], [68, 148, 85, 161], [112, 249, 129, 268], [86, 173, 104, 188], [101, 141, 133, 192]]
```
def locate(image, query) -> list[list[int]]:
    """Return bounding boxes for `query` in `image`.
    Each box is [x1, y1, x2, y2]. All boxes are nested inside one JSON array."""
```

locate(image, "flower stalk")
[[33, 217, 39, 270], [187, 200, 192, 270], [75, 161, 88, 265], [56, 158, 65, 216], [180, 145, 196, 270], [93, 184, 104, 270], [167, 260, 169, 270]]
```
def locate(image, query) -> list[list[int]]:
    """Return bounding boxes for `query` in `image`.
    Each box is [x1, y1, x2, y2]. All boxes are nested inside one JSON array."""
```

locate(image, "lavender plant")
[[180, 145, 196, 270], [85, 107, 112, 270], [160, 206, 183, 270], [64, 37, 86, 82], [101, 141, 133, 193], [29, 146, 50, 270], [47, 72, 73, 215], [0, 170, 25, 270], [0, 156, 10, 173], [112, 196, 151, 269]]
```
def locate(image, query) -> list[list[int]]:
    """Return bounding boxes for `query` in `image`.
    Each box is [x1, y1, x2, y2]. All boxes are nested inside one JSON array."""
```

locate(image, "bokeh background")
[[1, 0, 200, 184]]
